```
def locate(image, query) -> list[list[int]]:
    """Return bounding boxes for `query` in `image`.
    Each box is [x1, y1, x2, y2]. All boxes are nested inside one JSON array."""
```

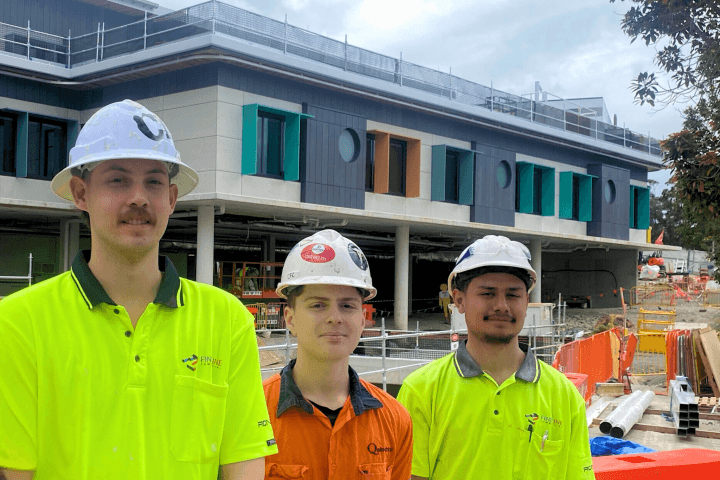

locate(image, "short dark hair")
[[453, 266, 532, 293], [285, 285, 365, 308]]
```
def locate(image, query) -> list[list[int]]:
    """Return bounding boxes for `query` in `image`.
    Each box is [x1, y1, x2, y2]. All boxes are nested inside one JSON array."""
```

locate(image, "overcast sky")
[[161, 0, 686, 192]]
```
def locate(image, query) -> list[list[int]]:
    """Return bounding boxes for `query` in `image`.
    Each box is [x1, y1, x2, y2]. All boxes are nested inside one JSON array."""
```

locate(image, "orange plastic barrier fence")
[[593, 448, 720, 479], [665, 329, 692, 391], [553, 327, 636, 401]]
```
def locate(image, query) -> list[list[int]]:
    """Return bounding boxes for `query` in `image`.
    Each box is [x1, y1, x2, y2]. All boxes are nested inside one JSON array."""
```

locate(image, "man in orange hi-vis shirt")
[[263, 229, 413, 479]]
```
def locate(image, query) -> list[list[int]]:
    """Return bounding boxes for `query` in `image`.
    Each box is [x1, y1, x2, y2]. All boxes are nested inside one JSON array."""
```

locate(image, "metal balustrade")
[[0, 0, 662, 156]]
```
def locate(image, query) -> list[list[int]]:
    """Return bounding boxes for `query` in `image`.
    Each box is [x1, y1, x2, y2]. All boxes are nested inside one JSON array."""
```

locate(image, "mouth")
[[321, 332, 346, 338], [121, 219, 152, 226], [484, 317, 515, 323]]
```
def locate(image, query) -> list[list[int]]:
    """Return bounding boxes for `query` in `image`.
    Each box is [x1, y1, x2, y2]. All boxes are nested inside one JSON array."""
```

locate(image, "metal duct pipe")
[[598, 390, 643, 434], [609, 390, 655, 438]]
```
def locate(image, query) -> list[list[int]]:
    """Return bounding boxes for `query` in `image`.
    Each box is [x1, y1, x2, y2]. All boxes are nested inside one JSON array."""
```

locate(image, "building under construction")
[[0, 0, 677, 330]]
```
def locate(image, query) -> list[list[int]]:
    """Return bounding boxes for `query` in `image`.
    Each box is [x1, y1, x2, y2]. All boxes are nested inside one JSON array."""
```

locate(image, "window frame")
[[0, 112, 17, 177], [387, 137, 407, 196], [629, 185, 650, 229], [516, 161, 555, 216], [26, 115, 68, 181], [256, 110, 285, 179], [365, 133, 375, 192]]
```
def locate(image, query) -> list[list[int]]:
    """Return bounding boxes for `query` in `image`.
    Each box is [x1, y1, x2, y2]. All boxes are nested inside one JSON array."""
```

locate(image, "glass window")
[[27, 117, 66, 180], [257, 111, 284, 177], [571, 175, 580, 220], [388, 138, 406, 195], [445, 150, 459, 203], [366, 134, 375, 191], [633, 188, 640, 228], [0, 114, 16, 176], [497, 160, 511, 189], [532, 166, 543, 214]]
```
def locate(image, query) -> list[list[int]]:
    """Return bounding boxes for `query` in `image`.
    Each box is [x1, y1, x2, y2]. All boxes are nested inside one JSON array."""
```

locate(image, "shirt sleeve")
[[392, 403, 414, 480], [396, 380, 431, 478], [219, 302, 278, 464], [0, 307, 38, 470], [564, 392, 595, 480]]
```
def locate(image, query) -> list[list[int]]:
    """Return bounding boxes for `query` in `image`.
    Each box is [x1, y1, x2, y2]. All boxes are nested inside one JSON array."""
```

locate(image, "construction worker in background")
[[397, 235, 594, 479], [264, 229, 413, 479], [439, 283, 452, 323], [0, 100, 277, 480]]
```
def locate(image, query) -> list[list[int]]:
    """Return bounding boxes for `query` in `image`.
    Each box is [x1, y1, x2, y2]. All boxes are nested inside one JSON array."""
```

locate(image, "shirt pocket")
[[358, 462, 392, 480], [513, 430, 564, 480], [170, 375, 229, 463], [265, 463, 309, 478]]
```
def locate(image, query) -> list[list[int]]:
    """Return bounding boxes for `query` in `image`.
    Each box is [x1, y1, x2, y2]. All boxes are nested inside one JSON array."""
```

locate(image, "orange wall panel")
[[372, 131, 389, 194], [406, 138, 421, 198]]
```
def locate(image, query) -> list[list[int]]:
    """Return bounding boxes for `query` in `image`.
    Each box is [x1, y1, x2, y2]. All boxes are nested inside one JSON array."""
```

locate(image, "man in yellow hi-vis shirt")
[[398, 235, 594, 480], [0, 100, 277, 480]]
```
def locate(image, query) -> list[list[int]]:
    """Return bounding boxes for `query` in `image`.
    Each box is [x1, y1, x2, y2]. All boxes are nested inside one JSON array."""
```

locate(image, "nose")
[[493, 295, 510, 313], [325, 303, 344, 324], [127, 182, 149, 207]]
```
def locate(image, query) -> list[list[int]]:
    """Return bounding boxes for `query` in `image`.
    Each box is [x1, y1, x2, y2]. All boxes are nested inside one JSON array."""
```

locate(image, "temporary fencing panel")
[[265, 302, 286, 329], [665, 330, 694, 392], [703, 289, 720, 308], [630, 285, 676, 307], [637, 309, 676, 354], [553, 328, 630, 401]]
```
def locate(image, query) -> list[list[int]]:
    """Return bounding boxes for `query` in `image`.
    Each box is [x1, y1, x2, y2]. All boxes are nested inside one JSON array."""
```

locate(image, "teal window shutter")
[[578, 174, 594, 221], [516, 162, 533, 213], [242, 104, 258, 175], [283, 113, 300, 181], [67, 120, 79, 160], [458, 150, 474, 205], [559, 171, 573, 219], [637, 186, 650, 229], [431, 145, 446, 201], [15, 112, 28, 178], [540, 166, 555, 216], [629, 185, 636, 228]]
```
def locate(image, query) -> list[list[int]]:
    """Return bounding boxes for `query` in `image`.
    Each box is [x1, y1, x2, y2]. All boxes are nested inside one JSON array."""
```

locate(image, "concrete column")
[[196, 206, 215, 285], [61, 219, 81, 272], [529, 239, 542, 303], [394, 225, 410, 330]]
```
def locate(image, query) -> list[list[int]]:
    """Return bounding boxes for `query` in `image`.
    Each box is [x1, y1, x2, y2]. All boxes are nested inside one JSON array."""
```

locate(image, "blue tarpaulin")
[[590, 436, 656, 456]]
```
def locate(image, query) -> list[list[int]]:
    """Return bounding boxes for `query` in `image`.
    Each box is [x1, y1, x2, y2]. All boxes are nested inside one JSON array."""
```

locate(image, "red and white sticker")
[[300, 243, 336, 263], [451, 333, 459, 342]]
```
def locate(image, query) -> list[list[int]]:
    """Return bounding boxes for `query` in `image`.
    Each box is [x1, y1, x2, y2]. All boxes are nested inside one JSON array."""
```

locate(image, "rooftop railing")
[[0, 0, 662, 156]]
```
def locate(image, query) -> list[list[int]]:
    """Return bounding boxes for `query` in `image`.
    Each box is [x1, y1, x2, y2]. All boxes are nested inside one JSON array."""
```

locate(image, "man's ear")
[[69, 176, 89, 213], [284, 305, 296, 337], [168, 183, 178, 212], [452, 289, 466, 314]]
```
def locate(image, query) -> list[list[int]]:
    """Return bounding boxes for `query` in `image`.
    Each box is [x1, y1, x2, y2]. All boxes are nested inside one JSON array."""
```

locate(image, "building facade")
[[0, 0, 673, 326]]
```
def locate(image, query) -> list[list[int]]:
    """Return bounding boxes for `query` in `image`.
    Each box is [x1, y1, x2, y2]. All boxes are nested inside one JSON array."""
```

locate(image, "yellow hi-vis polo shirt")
[[0, 251, 277, 479], [397, 340, 594, 480]]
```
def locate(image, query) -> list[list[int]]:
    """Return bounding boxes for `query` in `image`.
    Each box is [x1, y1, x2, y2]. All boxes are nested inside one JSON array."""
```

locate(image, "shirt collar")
[[276, 359, 383, 417], [70, 250, 183, 309], [452, 339, 540, 383]]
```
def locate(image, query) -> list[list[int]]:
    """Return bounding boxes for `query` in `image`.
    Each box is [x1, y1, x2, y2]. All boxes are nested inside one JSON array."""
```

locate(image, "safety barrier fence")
[[259, 318, 568, 390], [627, 285, 676, 307], [593, 448, 720, 479], [703, 289, 720, 308], [666, 330, 693, 391], [552, 328, 636, 402], [0, 0, 661, 157]]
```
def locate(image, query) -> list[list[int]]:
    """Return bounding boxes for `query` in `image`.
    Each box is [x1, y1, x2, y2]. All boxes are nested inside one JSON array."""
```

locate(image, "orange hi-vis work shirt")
[[263, 360, 413, 479]]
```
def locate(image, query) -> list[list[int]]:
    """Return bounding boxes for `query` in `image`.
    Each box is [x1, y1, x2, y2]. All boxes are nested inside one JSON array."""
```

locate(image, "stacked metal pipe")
[[599, 390, 655, 437]]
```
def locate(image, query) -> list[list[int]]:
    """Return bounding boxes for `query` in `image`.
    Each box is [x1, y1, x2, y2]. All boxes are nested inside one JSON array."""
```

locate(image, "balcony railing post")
[[624, 123, 626, 147], [449, 66, 453, 100], [344, 34, 347, 71], [212, 0, 216, 34], [95, 23, 100, 62], [100, 23, 105, 61], [284, 14, 287, 54], [530, 94, 534, 122], [143, 11, 147, 50], [648, 131, 651, 153], [399, 51, 403, 87], [27, 21, 31, 60], [491, 81, 494, 111]]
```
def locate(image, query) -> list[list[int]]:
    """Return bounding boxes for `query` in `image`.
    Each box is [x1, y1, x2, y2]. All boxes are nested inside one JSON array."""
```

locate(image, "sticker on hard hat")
[[133, 113, 168, 141], [348, 243, 368, 271], [456, 246, 474, 265], [300, 244, 336, 263]]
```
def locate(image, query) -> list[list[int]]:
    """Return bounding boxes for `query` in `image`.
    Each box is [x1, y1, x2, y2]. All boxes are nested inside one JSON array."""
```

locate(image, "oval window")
[[496, 160, 512, 189], [604, 180, 616, 204], [339, 128, 361, 163]]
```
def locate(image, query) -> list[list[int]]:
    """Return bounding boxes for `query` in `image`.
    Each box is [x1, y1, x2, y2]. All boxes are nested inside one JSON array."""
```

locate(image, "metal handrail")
[[0, 1, 662, 156]]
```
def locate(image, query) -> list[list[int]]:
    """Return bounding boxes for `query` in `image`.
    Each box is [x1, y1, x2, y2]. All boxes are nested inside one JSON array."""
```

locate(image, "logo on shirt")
[[367, 443, 393, 455], [182, 354, 198, 371], [181, 354, 223, 371], [526, 411, 562, 428]]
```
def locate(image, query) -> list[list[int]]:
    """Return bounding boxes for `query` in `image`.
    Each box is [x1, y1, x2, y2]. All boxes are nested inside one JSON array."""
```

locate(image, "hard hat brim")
[[51, 154, 199, 201], [277, 276, 377, 301]]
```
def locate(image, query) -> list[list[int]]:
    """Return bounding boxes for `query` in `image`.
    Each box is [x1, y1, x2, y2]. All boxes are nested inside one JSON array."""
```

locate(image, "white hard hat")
[[448, 235, 537, 293], [277, 229, 376, 301], [51, 99, 199, 200]]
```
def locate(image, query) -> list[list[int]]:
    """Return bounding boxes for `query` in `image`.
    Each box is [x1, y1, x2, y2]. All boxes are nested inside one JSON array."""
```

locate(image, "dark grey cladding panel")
[[471, 147, 515, 226], [301, 104, 366, 209], [587, 163, 631, 240]]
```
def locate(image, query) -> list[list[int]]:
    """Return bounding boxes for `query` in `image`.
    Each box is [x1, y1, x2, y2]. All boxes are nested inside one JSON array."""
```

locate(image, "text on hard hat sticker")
[[300, 244, 336, 263], [348, 243, 369, 271]]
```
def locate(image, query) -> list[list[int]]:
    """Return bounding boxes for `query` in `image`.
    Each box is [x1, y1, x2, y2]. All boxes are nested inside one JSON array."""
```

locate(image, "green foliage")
[[610, 0, 720, 105]]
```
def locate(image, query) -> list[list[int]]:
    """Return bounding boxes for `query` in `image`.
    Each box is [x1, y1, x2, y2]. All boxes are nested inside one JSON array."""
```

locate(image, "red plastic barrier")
[[665, 329, 691, 391], [593, 449, 720, 479]]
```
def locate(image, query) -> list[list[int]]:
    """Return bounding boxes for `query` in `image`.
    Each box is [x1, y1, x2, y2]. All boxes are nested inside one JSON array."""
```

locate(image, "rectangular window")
[[572, 175, 580, 220], [0, 114, 16, 176], [366, 134, 375, 191], [27, 117, 67, 180], [629, 185, 650, 229], [532, 166, 543, 214], [445, 150, 459, 203], [516, 161, 554, 216], [257, 111, 284, 177], [388, 138, 406, 195]]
